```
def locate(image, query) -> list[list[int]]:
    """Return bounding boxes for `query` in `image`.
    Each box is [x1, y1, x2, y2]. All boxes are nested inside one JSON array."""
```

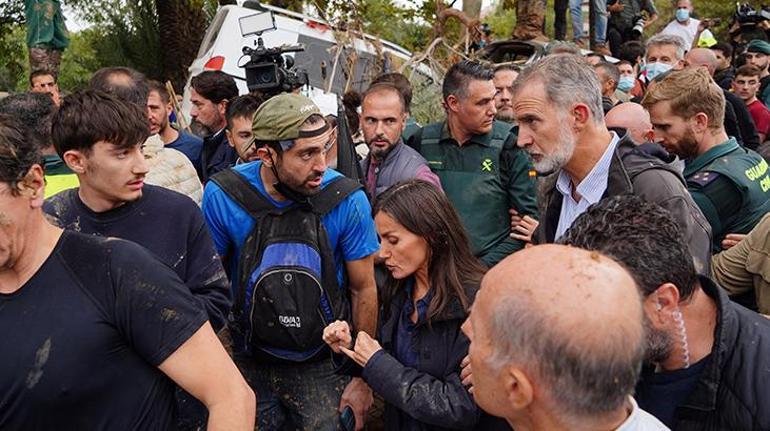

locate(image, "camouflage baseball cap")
[[251, 93, 322, 142]]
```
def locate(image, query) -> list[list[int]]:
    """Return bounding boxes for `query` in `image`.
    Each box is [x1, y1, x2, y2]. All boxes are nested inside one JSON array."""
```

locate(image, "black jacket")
[[199, 130, 238, 183], [538, 130, 713, 275], [637, 276, 770, 430], [714, 66, 735, 91], [360, 284, 504, 431]]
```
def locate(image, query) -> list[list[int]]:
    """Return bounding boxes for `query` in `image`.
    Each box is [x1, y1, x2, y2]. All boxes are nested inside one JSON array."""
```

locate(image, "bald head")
[[482, 244, 642, 352], [468, 244, 644, 423], [605, 102, 653, 144], [685, 48, 720, 76]]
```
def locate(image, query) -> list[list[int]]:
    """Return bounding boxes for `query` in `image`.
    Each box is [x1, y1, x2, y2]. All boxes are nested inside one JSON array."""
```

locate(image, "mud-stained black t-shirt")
[[0, 231, 208, 430]]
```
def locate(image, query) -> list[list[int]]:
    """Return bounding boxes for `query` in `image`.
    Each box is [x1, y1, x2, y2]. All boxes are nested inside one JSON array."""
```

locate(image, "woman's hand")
[[340, 331, 383, 367], [510, 209, 540, 243], [323, 320, 353, 353]]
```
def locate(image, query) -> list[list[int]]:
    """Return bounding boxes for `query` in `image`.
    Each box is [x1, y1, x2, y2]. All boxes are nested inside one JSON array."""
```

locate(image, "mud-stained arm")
[[346, 254, 378, 335], [158, 322, 256, 431], [341, 255, 378, 430]]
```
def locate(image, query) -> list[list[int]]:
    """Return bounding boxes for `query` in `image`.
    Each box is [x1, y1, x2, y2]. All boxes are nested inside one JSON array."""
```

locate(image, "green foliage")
[[58, 29, 106, 92], [486, 7, 517, 39], [0, 25, 111, 93], [358, 0, 431, 52], [0, 1, 25, 29], [0, 25, 26, 92]]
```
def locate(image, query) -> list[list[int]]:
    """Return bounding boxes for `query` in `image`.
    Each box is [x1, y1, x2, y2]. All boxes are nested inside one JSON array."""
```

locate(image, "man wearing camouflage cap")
[[745, 39, 770, 107], [202, 93, 380, 430]]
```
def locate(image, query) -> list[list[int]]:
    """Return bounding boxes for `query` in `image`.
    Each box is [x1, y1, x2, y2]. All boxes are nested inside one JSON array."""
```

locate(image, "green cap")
[[747, 39, 770, 55], [251, 93, 321, 141]]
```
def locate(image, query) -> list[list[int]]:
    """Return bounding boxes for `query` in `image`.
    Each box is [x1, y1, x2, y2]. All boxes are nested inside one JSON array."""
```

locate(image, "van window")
[[294, 35, 383, 94]]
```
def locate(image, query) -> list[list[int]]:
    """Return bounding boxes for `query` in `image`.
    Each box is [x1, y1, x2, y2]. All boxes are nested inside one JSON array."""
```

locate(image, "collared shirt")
[[617, 397, 670, 430], [555, 132, 620, 239]]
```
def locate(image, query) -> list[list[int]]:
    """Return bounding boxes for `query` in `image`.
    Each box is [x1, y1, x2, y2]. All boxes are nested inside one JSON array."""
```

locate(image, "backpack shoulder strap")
[[210, 169, 274, 218], [308, 176, 363, 216]]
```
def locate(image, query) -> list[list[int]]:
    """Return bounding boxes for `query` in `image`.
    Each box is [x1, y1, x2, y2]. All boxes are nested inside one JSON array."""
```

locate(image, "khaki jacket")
[[712, 213, 770, 314]]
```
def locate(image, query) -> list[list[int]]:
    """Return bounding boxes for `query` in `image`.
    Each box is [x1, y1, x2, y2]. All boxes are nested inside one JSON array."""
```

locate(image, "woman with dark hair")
[[323, 179, 489, 430]]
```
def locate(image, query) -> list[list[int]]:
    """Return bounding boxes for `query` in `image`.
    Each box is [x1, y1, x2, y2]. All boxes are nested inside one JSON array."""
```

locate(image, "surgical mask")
[[675, 8, 690, 22], [644, 62, 673, 81], [618, 75, 635, 92]]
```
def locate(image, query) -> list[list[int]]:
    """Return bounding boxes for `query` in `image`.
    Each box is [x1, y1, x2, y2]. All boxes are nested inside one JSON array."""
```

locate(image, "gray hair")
[[485, 292, 644, 421], [511, 54, 604, 124], [645, 33, 687, 61]]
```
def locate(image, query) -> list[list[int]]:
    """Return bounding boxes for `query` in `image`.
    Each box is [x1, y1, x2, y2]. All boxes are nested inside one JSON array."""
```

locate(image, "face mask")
[[618, 75, 635, 92], [675, 8, 690, 22], [644, 62, 673, 81]]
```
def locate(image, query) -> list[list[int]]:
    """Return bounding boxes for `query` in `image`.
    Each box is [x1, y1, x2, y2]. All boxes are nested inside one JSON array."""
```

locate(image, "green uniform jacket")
[[685, 138, 770, 252], [412, 121, 538, 267]]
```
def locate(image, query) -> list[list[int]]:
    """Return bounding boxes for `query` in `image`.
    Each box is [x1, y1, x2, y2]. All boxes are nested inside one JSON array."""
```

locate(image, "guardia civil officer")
[[407, 61, 538, 267], [643, 67, 770, 253]]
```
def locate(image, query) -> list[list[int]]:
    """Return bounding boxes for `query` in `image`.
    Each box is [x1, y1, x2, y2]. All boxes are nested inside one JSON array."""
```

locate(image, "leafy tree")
[[66, 0, 217, 90], [0, 25, 26, 92]]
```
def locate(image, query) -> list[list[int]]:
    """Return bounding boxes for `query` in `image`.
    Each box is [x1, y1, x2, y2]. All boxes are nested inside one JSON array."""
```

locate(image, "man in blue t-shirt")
[[147, 80, 203, 170], [203, 93, 379, 431]]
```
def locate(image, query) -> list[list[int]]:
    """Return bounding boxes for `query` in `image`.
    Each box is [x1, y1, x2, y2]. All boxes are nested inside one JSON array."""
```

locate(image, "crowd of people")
[[5, 4, 770, 430]]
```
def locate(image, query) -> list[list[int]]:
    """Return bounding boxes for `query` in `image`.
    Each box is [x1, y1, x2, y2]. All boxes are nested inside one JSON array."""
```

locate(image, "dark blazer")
[[199, 130, 238, 183], [537, 129, 713, 275]]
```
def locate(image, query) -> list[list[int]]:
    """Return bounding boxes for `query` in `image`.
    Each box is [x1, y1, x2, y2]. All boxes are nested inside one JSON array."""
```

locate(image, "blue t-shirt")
[[202, 161, 379, 294], [167, 130, 203, 170]]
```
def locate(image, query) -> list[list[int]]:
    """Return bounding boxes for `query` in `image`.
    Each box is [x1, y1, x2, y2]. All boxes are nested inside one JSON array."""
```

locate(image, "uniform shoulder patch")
[[687, 170, 722, 188]]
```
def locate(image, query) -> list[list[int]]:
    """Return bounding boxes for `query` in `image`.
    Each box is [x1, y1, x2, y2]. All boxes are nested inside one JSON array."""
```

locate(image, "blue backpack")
[[211, 169, 360, 362]]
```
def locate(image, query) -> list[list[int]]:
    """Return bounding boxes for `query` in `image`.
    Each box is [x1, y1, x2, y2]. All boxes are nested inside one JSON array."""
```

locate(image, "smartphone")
[[339, 405, 356, 431]]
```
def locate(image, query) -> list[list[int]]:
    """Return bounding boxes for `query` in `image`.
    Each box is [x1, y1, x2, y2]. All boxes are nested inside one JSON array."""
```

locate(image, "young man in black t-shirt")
[[44, 90, 231, 332], [0, 114, 255, 429], [44, 90, 234, 429]]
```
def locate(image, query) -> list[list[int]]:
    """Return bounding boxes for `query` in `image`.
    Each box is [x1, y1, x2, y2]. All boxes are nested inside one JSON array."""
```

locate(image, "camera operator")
[[607, 0, 658, 57]]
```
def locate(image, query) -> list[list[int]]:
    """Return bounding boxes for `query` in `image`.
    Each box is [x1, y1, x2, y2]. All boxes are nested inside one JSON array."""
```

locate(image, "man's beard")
[[152, 116, 169, 135], [674, 127, 700, 160], [532, 119, 576, 175], [495, 110, 515, 123], [368, 136, 396, 160], [274, 162, 324, 197], [191, 121, 214, 138], [643, 313, 674, 364]]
